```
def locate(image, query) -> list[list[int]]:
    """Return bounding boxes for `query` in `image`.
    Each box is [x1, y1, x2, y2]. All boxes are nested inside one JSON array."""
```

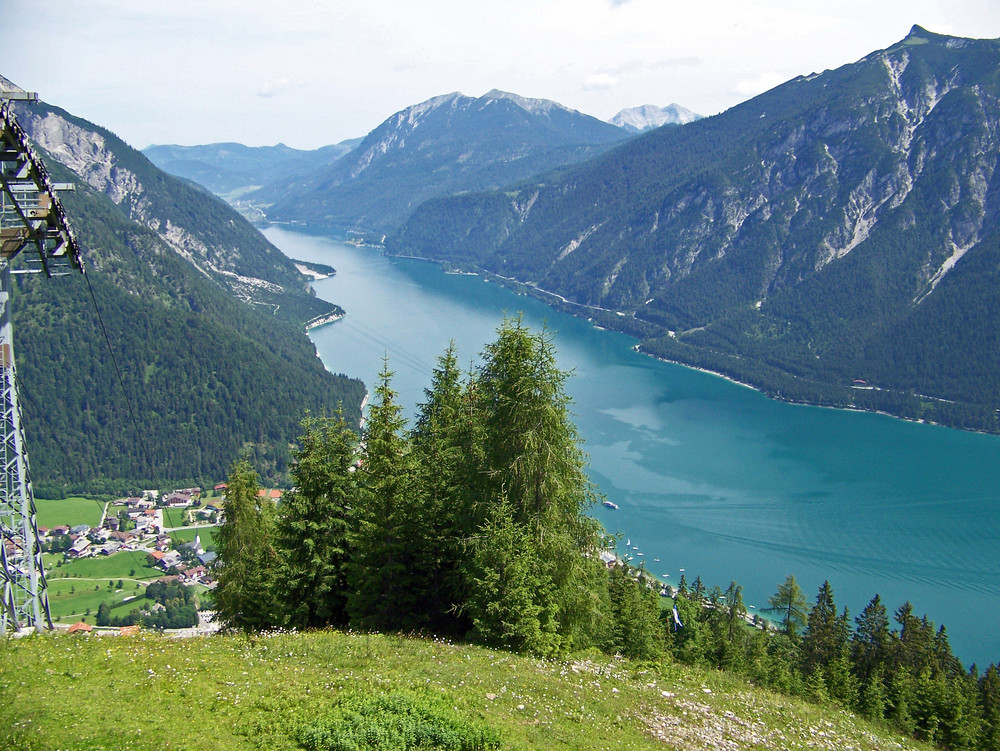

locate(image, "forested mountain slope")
[[9, 100, 364, 492], [254, 90, 632, 234], [389, 27, 1000, 431]]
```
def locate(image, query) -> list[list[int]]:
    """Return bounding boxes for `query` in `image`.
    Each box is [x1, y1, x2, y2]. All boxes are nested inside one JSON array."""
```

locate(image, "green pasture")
[[44, 549, 162, 581], [162, 507, 190, 528], [167, 525, 219, 550], [42, 549, 166, 620], [45, 577, 146, 621], [34, 496, 106, 529]]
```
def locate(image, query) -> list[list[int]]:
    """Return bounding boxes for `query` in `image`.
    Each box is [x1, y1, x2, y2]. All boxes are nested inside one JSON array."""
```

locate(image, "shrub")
[[296, 690, 500, 751]]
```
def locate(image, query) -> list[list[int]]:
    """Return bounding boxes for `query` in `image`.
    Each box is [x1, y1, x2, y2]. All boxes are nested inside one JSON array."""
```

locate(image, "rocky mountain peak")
[[609, 103, 701, 132]]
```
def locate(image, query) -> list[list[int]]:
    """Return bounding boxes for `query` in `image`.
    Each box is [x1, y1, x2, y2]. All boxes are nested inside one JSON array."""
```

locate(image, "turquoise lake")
[[266, 225, 1000, 668]]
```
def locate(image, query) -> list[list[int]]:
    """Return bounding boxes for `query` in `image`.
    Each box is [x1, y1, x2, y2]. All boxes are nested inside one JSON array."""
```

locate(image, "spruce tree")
[[724, 581, 747, 642], [852, 594, 891, 690], [348, 359, 428, 632], [605, 565, 665, 660], [979, 665, 1000, 750], [466, 495, 559, 655], [473, 317, 607, 652], [214, 459, 278, 632], [411, 343, 482, 633], [275, 410, 357, 629], [802, 580, 856, 707]]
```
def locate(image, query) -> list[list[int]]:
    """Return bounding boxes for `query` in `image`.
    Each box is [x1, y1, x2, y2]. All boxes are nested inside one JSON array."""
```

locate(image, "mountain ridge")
[[142, 139, 362, 198], [7, 98, 364, 489], [388, 26, 1000, 432], [253, 89, 632, 233]]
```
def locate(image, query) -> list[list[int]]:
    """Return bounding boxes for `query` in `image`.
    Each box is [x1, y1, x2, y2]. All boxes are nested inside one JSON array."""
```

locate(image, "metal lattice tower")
[[0, 78, 84, 634]]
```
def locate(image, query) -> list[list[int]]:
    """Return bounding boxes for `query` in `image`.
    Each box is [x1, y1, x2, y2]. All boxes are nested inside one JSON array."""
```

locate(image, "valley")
[[5, 16, 1000, 749]]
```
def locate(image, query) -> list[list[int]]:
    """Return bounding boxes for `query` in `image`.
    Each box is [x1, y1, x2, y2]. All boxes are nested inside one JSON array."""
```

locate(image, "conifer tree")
[[724, 581, 747, 642], [275, 409, 357, 629], [765, 574, 808, 640], [214, 459, 278, 632], [348, 359, 428, 632], [802, 580, 856, 708], [411, 343, 482, 633], [466, 495, 559, 655], [979, 665, 1000, 750], [605, 565, 665, 660], [852, 594, 891, 691], [473, 317, 607, 651]]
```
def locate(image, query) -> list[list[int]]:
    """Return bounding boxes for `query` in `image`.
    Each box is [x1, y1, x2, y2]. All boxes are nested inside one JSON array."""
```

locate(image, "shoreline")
[[305, 310, 345, 330], [316, 235, 989, 435], [464, 262, 984, 434]]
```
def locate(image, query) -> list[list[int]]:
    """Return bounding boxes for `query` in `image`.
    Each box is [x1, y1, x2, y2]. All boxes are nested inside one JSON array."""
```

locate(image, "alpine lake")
[[265, 225, 1000, 668]]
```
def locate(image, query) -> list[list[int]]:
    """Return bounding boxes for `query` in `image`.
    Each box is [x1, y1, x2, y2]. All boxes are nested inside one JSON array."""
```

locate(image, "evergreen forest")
[[214, 319, 1000, 751]]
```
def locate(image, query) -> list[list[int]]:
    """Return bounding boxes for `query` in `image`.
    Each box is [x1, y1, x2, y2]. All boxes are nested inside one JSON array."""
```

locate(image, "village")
[[22, 484, 284, 635]]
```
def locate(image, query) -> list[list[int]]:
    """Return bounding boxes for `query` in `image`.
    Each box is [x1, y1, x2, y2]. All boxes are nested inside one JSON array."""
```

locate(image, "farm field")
[[34, 496, 105, 529], [41, 550, 166, 620]]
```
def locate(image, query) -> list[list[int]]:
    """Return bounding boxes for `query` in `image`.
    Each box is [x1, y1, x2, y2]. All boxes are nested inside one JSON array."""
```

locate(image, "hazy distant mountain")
[[10, 100, 363, 489], [142, 140, 361, 197], [609, 103, 701, 132], [390, 26, 1000, 432], [254, 89, 632, 233]]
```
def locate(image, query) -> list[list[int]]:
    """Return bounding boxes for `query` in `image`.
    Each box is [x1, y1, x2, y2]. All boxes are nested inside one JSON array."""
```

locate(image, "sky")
[[1, 0, 998, 150]]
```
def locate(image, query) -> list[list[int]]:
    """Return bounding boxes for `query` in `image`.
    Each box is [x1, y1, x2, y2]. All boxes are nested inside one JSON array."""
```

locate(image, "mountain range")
[[388, 26, 1000, 431], [248, 89, 633, 234], [49, 25, 1000, 435], [8, 100, 364, 492], [141, 140, 361, 198]]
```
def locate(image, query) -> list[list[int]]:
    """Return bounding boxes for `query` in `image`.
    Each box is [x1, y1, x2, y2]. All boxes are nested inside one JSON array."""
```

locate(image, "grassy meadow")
[[41, 549, 165, 621], [34, 496, 106, 529], [0, 629, 930, 751]]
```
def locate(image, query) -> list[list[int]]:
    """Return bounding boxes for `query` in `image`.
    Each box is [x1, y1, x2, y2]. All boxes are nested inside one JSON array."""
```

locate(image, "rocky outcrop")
[[13, 102, 312, 307]]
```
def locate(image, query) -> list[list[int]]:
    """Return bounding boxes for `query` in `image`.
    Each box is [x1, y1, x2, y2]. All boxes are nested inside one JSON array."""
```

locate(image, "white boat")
[[602, 500, 619, 509]]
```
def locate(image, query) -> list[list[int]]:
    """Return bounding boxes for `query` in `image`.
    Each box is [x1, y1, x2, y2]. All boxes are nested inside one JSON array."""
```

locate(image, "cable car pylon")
[[0, 75, 84, 634]]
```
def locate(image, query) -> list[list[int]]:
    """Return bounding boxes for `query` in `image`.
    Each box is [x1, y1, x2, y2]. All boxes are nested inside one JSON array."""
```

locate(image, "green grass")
[[0, 630, 931, 751], [46, 550, 162, 581], [162, 507, 189, 528], [42, 550, 166, 620], [34, 496, 106, 529], [166, 525, 219, 550], [44, 577, 146, 621]]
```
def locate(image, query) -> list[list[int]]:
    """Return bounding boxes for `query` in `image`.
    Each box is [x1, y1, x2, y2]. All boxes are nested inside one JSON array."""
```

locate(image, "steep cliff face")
[[390, 27, 1000, 429], [13, 102, 323, 317]]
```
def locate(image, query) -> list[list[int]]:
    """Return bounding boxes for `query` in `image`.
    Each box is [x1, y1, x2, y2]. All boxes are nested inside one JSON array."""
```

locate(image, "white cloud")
[[583, 73, 619, 91], [3, 0, 1000, 148], [257, 78, 296, 99]]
